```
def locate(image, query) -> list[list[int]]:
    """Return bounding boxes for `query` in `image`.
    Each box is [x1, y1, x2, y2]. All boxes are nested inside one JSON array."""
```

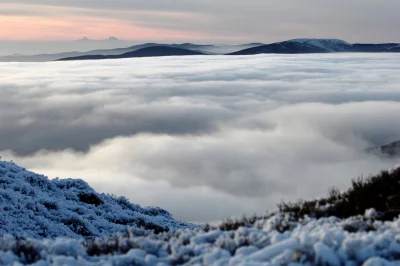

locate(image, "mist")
[[1, 53, 399, 222]]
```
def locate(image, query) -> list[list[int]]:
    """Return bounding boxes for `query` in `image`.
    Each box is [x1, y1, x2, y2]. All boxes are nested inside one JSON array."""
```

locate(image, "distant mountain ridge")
[[59, 38, 400, 61], [1, 39, 399, 62], [0, 43, 262, 62], [229, 38, 400, 55]]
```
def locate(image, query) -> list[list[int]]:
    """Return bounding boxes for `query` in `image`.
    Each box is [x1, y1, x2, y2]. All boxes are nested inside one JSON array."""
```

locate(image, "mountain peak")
[[287, 38, 350, 45], [285, 38, 352, 52], [106, 37, 121, 41], [77, 37, 91, 41]]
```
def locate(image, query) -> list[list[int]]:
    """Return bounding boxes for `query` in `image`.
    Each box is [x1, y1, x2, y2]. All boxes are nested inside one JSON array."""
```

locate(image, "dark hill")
[[58, 46, 205, 61], [349, 43, 400, 52], [368, 140, 400, 157], [229, 41, 331, 55], [230, 39, 400, 55]]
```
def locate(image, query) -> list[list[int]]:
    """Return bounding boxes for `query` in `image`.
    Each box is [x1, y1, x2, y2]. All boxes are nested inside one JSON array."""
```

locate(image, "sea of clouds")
[[1, 54, 400, 222]]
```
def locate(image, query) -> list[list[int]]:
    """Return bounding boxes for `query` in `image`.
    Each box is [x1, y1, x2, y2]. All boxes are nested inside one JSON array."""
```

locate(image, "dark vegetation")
[[41, 200, 58, 210], [208, 212, 299, 234], [217, 214, 264, 231], [78, 192, 103, 206], [278, 168, 400, 221], [108, 216, 168, 234], [84, 233, 141, 256], [210, 168, 400, 233], [8, 239, 41, 264], [63, 217, 92, 236]]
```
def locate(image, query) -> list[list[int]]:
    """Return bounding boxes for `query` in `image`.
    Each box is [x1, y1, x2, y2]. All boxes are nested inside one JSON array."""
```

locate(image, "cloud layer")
[[1, 54, 400, 222]]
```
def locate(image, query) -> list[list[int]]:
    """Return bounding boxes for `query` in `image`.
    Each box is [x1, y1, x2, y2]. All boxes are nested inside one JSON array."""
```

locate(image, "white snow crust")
[[1, 213, 400, 265], [1, 161, 400, 265]]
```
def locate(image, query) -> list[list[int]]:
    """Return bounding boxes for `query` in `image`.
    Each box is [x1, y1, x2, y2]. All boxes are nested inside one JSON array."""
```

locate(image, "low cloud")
[[1, 54, 400, 222]]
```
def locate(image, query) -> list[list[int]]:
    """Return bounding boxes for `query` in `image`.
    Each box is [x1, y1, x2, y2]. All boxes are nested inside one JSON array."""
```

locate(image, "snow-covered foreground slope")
[[1, 161, 400, 265], [1, 213, 400, 265], [0, 161, 192, 239]]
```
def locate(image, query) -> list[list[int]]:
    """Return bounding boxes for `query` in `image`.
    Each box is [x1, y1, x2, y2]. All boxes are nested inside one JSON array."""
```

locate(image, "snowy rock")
[[365, 209, 379, 219], [314, 242, 341, 266], [244, 238, 301, 262], [203, 248, 231, 265], [362, 257, 391, 266], [235, 246, 259, 257]]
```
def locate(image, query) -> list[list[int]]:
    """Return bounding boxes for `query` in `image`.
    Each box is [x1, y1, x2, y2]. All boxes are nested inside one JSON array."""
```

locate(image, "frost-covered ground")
[[0, 161, 192, 239], [1, 161, 400, 265], [2, 212, 400, 265]]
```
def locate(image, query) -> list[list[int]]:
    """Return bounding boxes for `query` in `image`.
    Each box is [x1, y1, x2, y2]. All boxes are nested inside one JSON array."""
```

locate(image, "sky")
[[1, 54, 400, 222], [1, 0, 400, 43]]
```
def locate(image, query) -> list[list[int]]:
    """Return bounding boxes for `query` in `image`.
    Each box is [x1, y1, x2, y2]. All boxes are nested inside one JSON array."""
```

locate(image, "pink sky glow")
[[0, 4, 256, 42], [1, 1, 399, 43], [0, 15, 206, 41]]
